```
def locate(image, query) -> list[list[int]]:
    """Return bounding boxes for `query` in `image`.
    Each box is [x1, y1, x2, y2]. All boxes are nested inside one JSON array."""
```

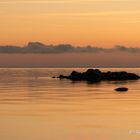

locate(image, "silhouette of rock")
[[69, 71, 82, 80], [56, 69, 140, 82], [82, 69, 102, 82], [58, 75, 67, 79], [115, 87, 128, 92]]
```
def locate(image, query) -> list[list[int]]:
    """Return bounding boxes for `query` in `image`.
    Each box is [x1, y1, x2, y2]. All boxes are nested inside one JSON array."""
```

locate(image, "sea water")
[[0, 68, 140, 140]]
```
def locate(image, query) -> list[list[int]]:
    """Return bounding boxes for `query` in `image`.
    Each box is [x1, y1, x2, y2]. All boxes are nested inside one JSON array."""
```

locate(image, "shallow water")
[[0, 68, 140, 140]]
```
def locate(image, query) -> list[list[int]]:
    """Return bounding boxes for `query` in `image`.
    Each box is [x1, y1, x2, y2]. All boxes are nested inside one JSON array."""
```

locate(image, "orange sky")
[[0, 0, 140, 47]]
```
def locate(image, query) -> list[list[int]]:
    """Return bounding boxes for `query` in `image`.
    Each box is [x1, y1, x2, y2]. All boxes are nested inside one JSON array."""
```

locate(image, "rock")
[[82, 69, 102, 81], [58, 75, 67, 79], [56, 69, 140, 82], [69, 71, 82, 80], [115, 87, 128, 92], [85, 69, 101, 75]]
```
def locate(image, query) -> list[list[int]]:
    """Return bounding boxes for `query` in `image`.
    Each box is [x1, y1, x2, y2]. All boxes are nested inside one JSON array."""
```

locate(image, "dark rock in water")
[[55, 69, 140, 83], [69, 71, 82, 80], [52, 76, 56, 78], [82, 69, 102, 82], [102, 71, 139, 80], [58, 75, 67, 79], [115, 87, 128, 92]]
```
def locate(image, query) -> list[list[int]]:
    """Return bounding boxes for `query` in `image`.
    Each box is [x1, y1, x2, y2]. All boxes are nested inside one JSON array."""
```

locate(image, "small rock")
[[115, 87, 128, 92]]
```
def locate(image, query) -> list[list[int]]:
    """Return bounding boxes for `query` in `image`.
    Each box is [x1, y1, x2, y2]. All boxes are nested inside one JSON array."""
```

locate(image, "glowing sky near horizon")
[[0, 0, 140, 47]]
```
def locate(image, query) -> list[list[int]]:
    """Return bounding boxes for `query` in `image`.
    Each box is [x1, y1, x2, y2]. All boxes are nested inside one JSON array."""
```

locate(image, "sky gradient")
[[0, 0, 140, 67], [0, 0, 140, 47]]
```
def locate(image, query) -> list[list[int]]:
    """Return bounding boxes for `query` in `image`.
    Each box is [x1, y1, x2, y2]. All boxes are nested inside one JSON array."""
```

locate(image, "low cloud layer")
[[0, 42, 140, 54]]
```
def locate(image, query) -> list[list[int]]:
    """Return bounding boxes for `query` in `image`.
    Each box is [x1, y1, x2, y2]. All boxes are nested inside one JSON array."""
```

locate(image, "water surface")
[[0, 68, 140, 140]]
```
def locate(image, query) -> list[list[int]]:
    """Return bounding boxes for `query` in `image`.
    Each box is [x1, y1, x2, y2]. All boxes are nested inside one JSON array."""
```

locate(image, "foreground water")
[[0, 68, 140, 140]]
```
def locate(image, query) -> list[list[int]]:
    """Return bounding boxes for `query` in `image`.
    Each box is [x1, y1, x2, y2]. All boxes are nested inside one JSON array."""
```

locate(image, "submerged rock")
[[56, 69, 140, 83], [115, 87, 128, 92]]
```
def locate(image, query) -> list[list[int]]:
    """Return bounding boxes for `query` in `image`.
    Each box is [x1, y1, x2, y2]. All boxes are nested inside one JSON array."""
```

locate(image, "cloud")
[[0, 42, 140, 54], [114, 45, 140, 53]]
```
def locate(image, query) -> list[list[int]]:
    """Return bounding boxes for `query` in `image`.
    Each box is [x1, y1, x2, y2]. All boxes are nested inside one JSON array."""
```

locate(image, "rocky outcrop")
[[57, 69, 140, 82]]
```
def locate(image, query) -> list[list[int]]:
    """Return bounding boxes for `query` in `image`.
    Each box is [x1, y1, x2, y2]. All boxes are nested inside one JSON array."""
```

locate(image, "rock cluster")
[[57, 69, 140, 82]]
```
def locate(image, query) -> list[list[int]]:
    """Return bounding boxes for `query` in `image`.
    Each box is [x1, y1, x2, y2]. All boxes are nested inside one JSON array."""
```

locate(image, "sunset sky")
[[0, 0, 140, 47], [0, 0, 140, 67]]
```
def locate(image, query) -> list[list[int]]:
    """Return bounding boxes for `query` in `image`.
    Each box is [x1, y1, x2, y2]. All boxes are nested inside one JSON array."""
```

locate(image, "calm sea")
[[0, 68, 140, 140]]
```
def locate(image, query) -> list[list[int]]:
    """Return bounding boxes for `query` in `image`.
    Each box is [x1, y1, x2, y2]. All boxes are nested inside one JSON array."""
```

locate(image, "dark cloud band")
[[0, 42, 139, 54]]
